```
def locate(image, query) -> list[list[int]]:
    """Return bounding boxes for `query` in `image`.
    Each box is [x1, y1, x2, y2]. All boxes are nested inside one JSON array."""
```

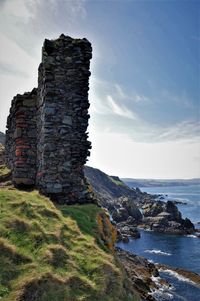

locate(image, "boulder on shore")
[[142, 200, 195, 235], [112, 197, 142, 224]]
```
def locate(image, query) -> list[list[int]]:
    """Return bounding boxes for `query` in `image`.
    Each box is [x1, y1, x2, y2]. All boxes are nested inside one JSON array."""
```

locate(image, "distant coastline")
[[122, 178, 200, 188]]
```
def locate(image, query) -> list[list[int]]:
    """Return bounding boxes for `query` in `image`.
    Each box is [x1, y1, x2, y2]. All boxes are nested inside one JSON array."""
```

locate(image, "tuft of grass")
[[44, 244, 69, 267], [108, 176, 127, 187], [0, 166, 10, 176], [0, 188, 139, 301], [59, 203, 101, 237], [0, 165, 11, 182]]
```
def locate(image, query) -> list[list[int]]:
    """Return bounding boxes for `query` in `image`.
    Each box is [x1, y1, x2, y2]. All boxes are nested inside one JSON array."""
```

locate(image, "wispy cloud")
[[155, 120, 200, 142], [107, 95, 137, 120], [0, 61, 28, 77], [0, 0, 87, 57], [0, 0, 87, 133], [124, 119, 200, 144], [89, 77, 149, 118], [25, 0, 86, 34], [89, 77, 200, 144], [115, 83, 150, 103]]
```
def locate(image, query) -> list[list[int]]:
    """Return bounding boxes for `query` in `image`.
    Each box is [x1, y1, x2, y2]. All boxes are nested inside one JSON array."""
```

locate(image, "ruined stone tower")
[[5, 34, 92, 204]]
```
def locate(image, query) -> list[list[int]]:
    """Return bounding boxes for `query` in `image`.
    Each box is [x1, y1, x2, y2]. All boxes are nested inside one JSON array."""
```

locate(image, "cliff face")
[[84, 166, 138, 205], [5, 35, 92, 204]]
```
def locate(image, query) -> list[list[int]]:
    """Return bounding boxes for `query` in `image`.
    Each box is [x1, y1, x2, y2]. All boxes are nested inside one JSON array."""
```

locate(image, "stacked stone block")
[[5, 34, 92, 204], [6, 89, 37, 186]]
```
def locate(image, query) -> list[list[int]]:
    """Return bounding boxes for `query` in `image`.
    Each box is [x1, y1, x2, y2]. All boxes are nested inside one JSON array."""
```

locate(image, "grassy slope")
[[108, 176, 127, 187], [0, 188, 139, 301]]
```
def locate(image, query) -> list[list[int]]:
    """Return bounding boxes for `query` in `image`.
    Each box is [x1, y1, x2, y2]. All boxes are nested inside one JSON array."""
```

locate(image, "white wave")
[[145, 249, 172, 256], [159, 268, 197, 286], [138, 227, 153, 231], [186, 234, 197, 238], [150, 290, 174, 300], [149, 275, 174, 300]]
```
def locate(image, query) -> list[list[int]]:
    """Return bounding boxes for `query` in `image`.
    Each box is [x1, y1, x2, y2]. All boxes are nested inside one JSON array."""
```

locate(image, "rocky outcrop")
[[157, 263, 200, 287], [84, 166, 139, 207], [85, 166, 195, 237], [117, 248, 200, 301], [142, 200, 194, 234], [116, 248, 169, 301], [116, 224, 141, 243], [5, 35, 93, 204], [112, 197, 142, 242], [112, 197, 143, 222]]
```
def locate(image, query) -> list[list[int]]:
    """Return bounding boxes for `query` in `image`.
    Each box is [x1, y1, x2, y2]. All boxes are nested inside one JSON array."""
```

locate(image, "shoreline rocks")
[[172, 200, 188, 205], [116, 247, 169, 301], [116, 248, 200, 301], [156, 263, 200, 287], [116, 223, 141, 243], [141, 200, 194, 235]]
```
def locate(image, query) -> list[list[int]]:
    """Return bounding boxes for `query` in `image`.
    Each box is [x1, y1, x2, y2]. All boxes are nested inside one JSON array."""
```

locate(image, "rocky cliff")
[[85, 166, 195, 237], [84, 166, 136, 202]]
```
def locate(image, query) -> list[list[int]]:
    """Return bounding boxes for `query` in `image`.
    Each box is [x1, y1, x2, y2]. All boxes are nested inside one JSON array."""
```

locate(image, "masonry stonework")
[[5, 35, 92, 204], [6, 89, 37, 186]]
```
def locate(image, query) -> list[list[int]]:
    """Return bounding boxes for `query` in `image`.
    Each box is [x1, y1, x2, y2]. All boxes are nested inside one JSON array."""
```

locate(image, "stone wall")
[[5, 34, 92, 204], [6, 89, 37, 186]]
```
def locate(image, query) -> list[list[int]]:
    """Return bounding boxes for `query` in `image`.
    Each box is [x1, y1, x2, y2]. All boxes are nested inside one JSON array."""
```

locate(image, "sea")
[[117, 184, 200, 301]]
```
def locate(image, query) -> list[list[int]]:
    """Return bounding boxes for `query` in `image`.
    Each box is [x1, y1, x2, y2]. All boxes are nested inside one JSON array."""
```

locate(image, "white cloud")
[[115, 83, 149, 103], [89, 77, 148, 119], [89, 77, 200, 145], [88, 130, 200, 179], [25, 0, 86, 35], [107, 95, 137, 120], [3, 0, 31, 20], [0, 0, 87, 58], [0, 0, 87, 132], [156, 120, 200, 142]]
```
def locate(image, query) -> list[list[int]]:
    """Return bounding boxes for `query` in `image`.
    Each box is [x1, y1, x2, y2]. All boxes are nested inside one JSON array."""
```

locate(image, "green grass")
[[109, 176, 127, 187], [59, 204, 101, 237], [0, 166, 10, 177], [0, 188, 139, 301], [0, 164, 11, 184]]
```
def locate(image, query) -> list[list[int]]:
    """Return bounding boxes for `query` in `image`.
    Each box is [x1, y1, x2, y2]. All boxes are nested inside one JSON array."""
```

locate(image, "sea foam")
[[186, 234, 197, 238], [149, 275, 174, 300], [145, 249, 172, 256], [159, 269, 197, 286]]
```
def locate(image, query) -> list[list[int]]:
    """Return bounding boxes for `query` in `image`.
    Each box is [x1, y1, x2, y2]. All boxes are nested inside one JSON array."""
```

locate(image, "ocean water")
[[117, 185, 200, 301]]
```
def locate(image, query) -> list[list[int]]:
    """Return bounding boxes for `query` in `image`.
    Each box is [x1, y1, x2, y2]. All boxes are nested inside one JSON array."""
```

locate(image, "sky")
[[0, 0, 199, 179]]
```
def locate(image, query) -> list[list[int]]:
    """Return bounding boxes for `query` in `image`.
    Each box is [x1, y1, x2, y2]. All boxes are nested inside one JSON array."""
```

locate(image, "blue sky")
[[0, 0, 199, 178]]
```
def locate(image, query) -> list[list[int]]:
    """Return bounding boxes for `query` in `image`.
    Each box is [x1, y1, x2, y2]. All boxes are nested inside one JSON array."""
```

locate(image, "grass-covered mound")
[[0, 188, 139, 301]]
